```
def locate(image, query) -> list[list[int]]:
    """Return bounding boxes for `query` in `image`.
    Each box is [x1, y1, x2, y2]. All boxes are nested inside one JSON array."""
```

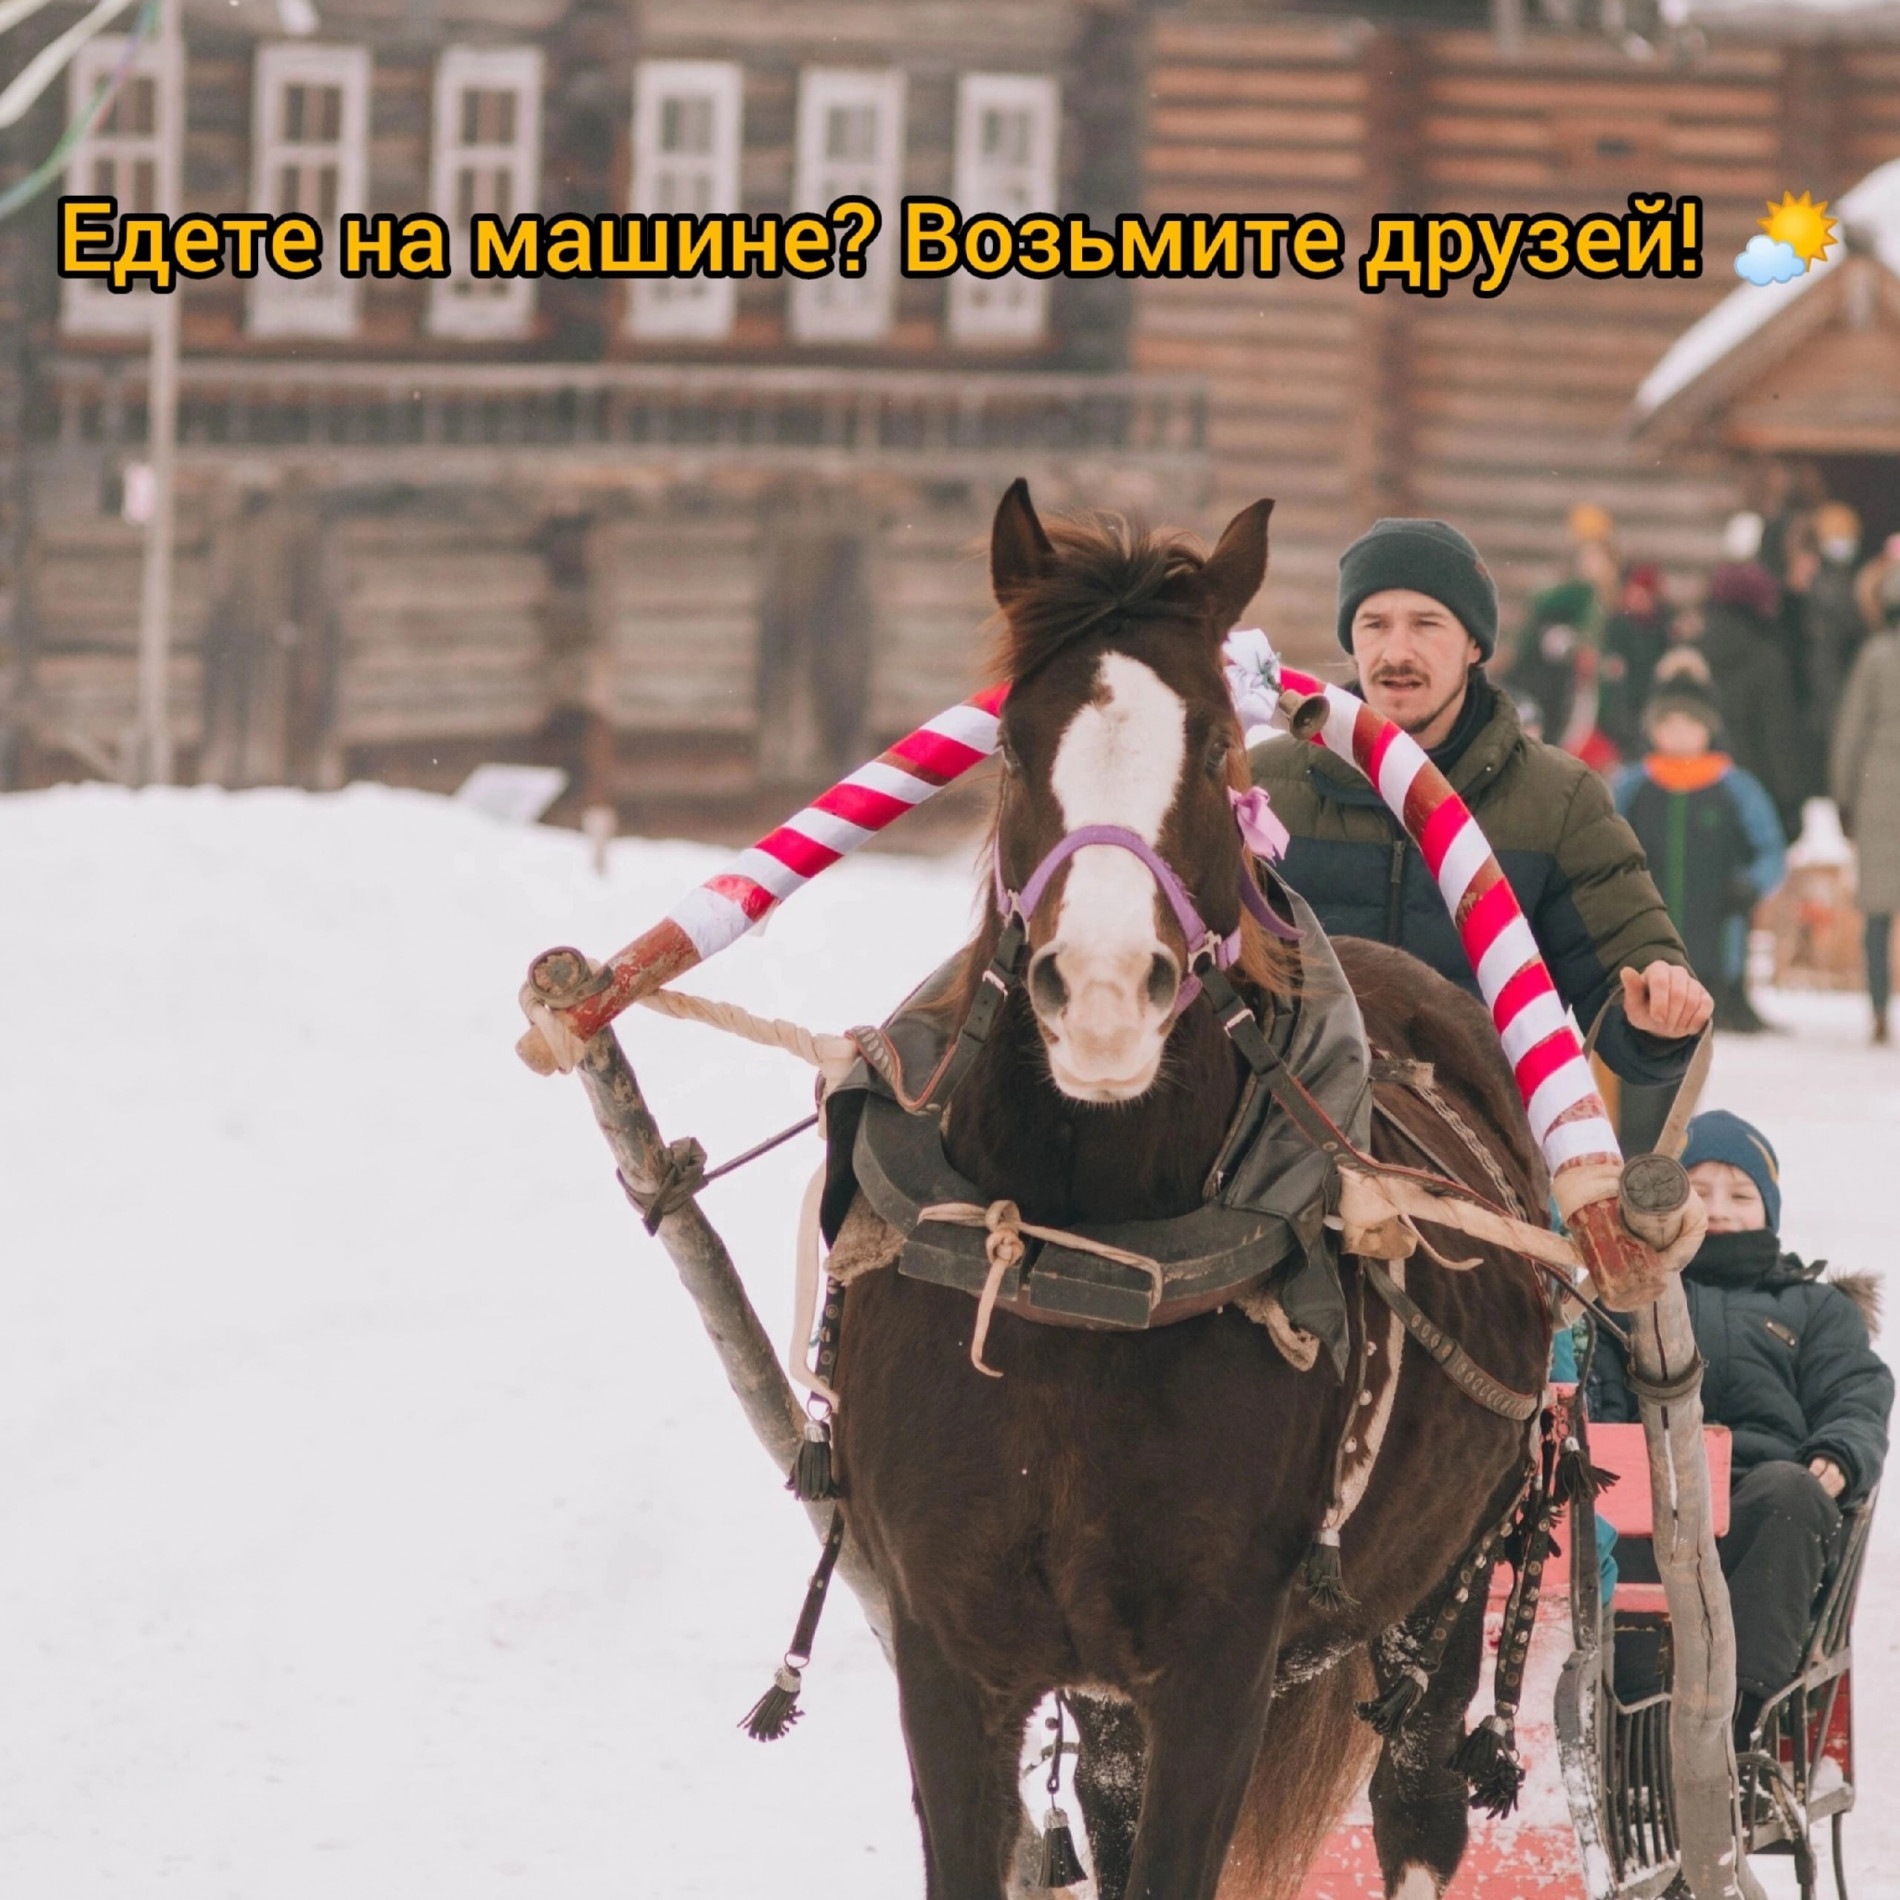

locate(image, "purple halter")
[[994, 792, 1300, 1015]]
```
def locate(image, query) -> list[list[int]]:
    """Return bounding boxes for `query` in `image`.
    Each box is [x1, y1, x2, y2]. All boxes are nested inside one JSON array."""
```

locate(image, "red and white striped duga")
[[519, 685, 1007, 1069]]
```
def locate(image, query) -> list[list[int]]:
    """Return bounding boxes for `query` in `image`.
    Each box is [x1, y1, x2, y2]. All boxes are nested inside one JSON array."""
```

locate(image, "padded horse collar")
[[826, 879, 1375, 1362]]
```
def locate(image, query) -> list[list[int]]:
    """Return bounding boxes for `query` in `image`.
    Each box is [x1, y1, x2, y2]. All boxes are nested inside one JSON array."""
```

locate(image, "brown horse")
[[832, 483, 1551, 1900]]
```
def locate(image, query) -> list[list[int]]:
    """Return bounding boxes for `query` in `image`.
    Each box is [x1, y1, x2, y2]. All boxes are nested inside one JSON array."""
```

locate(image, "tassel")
[[1450, 1715, 1525, 1818], [1357, 1667, 1429, 1736], [1300, 1528, 1356, 1612], [1033, 1807, 1089, 1890], [740, 1662, 804, 1742], [739, 1510, 846, 1744], [788, 1417, 841, 1502], [1553, 1436, 1620, 1507]]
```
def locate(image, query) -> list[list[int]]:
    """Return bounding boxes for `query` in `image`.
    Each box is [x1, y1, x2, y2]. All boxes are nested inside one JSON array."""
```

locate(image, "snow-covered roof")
[[1634, 156, 1900, 421], [1672, 0, 1900, 30], [1681, 0, 1900, 17]]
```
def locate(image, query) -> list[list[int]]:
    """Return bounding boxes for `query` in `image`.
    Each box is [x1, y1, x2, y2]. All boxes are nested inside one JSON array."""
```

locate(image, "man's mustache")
[[1370, 669, 1430, 687]]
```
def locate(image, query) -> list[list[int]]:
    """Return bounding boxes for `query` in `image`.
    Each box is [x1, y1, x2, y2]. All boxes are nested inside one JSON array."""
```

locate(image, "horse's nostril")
[[1147, 951, 1181, 1012], [1029, 949, 1070, 1018]]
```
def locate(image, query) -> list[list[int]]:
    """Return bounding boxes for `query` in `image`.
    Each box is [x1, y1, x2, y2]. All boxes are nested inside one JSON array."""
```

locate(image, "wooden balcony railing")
[[43, 358, 1209, 476]]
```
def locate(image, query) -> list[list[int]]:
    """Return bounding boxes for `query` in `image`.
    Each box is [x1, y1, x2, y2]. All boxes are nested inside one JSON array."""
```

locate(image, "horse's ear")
[[1201, 498, 1274, 634], [991, 477, 1055, 603]]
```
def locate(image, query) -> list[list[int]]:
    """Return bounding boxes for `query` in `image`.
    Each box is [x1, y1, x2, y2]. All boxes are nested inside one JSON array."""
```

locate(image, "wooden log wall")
[[2, 0, 1137, 795], [1136, 16, 1888, 668]]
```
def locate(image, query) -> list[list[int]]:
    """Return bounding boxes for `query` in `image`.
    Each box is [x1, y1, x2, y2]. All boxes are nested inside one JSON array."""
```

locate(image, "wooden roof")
[[1634, 156, 1900, 449]]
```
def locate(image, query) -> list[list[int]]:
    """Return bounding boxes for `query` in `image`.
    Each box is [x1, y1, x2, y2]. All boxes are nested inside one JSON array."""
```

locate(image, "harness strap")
[[1625, 1351, 1705, 1407], [916, 1197, 1166, 1376], [1196, 963, 1353, 1162], [1361, 1260, 1541, 1422], [913, 914, 1029, 1112]]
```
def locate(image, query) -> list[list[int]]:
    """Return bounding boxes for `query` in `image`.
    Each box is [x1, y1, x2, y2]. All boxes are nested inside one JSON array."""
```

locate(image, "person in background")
[[1852, 531, 1900, 638], [1614, 660, 1785, 1034], [1503, 580, 1597, 758], [1250, 517, 1711, 1091], [1599, 562, 1671, 759], [1588, 1110, 1891, 1743], [1804, 502, 1869, 762], [1567, 500, 1622, 618], [1831, 604, 1900, 1046], [1696, 562, 1805, 840]]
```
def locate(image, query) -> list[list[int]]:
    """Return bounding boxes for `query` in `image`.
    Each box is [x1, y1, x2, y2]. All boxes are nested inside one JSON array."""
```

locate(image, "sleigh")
[[1567, 1429, 1876, 1900], [1300, 1417, 1873, 1900]]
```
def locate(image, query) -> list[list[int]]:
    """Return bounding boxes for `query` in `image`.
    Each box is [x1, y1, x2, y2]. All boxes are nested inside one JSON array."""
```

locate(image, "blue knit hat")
[[1681, 1109, 1781, 1231]]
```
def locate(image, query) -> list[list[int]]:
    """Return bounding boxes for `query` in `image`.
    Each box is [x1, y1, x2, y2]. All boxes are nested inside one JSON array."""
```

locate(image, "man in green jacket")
[[1249, 517, 1711, 1085]]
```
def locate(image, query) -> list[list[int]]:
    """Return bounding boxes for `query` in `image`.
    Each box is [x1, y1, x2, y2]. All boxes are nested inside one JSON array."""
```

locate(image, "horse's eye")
[[1204, 734, 1231, 780]]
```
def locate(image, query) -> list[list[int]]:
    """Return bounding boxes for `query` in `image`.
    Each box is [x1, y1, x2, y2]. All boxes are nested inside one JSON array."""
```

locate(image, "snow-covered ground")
[[2, 783, 1893, 1899]]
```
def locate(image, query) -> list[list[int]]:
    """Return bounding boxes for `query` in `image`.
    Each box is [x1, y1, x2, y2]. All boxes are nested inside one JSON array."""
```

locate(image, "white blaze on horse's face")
[[1032, 652, 1189, 1103]]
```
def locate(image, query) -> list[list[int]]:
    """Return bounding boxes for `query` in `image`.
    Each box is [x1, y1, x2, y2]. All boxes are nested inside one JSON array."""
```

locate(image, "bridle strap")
[[1003, 824, 1237, 966], [917, 802, 1299, 1112]]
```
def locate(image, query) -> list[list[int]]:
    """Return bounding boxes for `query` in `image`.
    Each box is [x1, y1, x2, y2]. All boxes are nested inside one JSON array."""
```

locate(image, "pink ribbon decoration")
[[1229, 785, 1290, 863]]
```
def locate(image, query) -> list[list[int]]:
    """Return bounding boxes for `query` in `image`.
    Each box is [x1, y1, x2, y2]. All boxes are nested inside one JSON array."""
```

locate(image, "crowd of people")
[[1494, 477, 1900, 1047]]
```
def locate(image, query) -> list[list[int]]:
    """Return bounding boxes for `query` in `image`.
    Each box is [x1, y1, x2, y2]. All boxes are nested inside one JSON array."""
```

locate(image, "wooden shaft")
[[1629, 1280, 1761, 1900], [570, 1022, 893, 1658]]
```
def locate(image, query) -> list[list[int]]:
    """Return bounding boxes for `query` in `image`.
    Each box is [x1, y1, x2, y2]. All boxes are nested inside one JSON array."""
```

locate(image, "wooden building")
[[1632, 156, 1900, 542], [3, 0, 1898, 817], [1132, 5, 1900, 642], [0, 0, 1197, 821]]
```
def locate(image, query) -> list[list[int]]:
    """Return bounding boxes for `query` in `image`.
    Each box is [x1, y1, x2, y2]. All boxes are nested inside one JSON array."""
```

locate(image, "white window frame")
[[60, 33, 179, 337], [427, 45, 544, 339], [787, 68, 906, 346], [247, 42, 370, 339], [948, 73, 1059, 347], [627, 59, 743, 342]]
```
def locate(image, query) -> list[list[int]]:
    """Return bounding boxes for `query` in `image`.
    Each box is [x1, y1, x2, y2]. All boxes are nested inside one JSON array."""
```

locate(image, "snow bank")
[[0, 783, 1892, 1897]]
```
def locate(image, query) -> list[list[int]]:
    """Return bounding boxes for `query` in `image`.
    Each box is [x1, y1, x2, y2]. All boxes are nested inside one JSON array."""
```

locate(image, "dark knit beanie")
[[1643, 673, 1723, 744], [1682, 1109, 1781, 1231], [1337, 518, 1499, 660]]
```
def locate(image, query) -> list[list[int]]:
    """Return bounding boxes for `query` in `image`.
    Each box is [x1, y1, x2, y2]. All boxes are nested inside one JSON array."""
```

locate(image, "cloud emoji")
[[1735, 235, 1803, 285]]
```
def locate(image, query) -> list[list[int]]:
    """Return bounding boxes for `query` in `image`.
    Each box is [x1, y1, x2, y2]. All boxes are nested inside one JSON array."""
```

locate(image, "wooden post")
[[1628, 1283, 1763, 1900], [134, 0, 184, 787], [528, 951, 893, 1656], [1350, 27, 1424, 527]]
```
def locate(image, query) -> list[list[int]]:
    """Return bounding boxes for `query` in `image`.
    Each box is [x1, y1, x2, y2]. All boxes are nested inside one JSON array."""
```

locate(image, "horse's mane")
[[923, 509, 1298, 1032], [989, 511, 1215, 686]]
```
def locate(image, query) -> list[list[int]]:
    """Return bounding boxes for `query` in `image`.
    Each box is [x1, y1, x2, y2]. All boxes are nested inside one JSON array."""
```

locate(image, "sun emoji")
[[1759, 191, 1839, 267]]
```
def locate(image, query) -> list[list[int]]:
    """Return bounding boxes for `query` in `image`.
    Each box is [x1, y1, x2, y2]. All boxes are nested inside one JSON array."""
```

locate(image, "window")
[[248, 43, 370, 338], [788, 69, 905, 345], [627, 60, 742, 341], [948, 73, 1058, 347], [427, 46, 544, 339], [61, 34, 177, 336]]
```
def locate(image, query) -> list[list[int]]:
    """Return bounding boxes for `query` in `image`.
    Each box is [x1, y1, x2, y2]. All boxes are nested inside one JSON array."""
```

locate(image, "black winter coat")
[[1590, 1230, 1892, 1504], [1697, 609, 1805, 838]]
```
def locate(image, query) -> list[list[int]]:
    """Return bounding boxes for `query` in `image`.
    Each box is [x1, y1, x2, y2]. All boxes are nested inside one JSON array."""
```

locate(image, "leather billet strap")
[[1581, 1002, 1714, 1163], [1361, 1260, 1542, 1422], [1196, 963, 1354, 1163], [904, 914, 1029, 1115]]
